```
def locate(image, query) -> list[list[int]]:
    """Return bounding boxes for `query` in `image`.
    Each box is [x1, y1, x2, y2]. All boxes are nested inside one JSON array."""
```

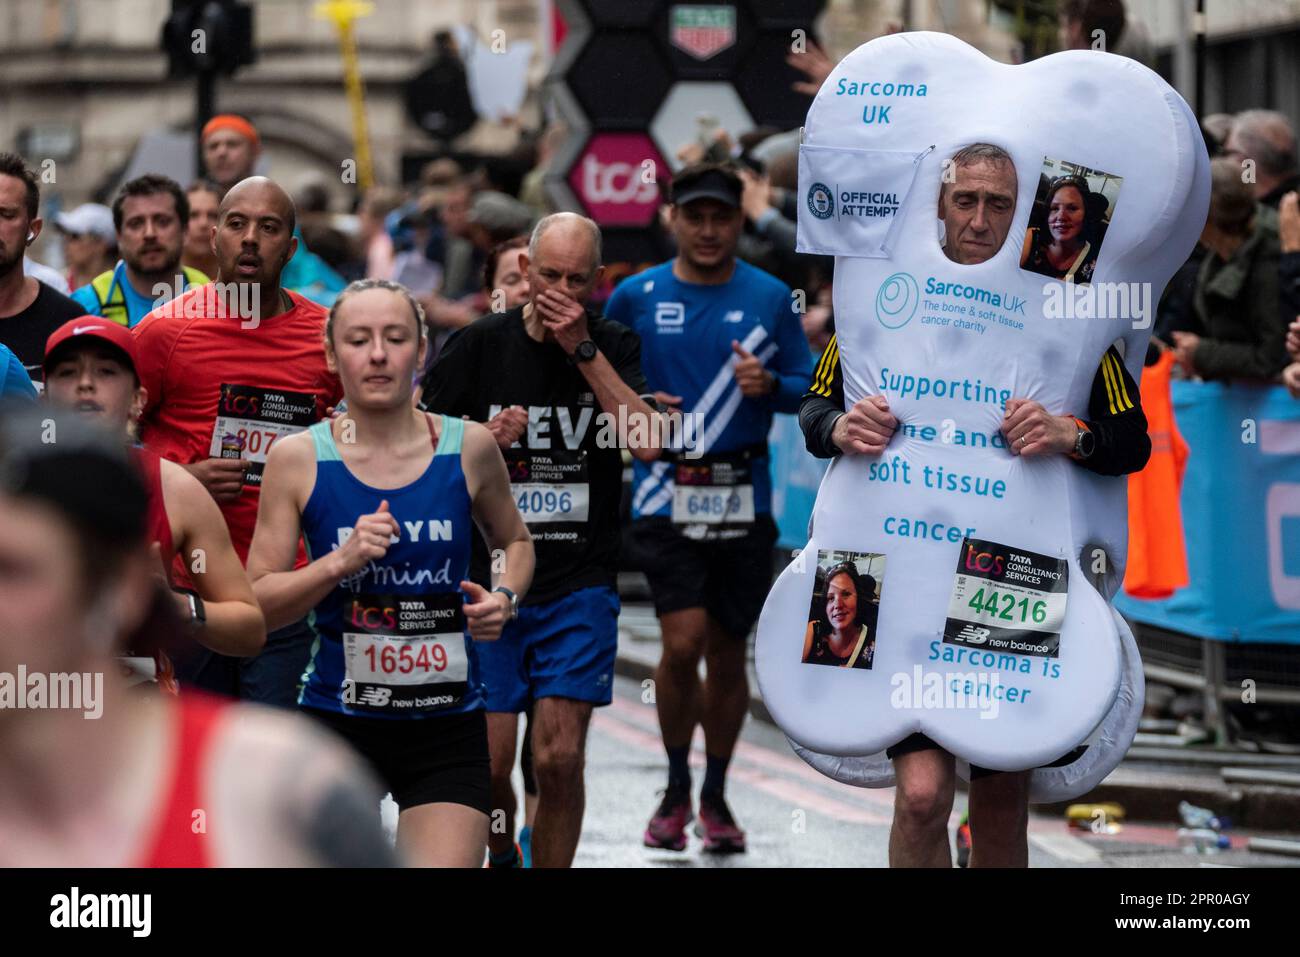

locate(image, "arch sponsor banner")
[[1117, 382, 1300, 645], [755, 32, 1209, 772]]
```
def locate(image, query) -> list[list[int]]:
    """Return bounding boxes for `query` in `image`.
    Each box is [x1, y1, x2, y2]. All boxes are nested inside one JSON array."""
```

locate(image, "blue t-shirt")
[[71, 261, 178, 328], [604, 259, 813, 521], [0, 344, 36, 401]]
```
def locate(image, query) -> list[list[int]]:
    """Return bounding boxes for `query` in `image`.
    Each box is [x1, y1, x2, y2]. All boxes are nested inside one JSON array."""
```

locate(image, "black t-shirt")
[[0, 280, 86, 387], [420, 306, 649, 605]]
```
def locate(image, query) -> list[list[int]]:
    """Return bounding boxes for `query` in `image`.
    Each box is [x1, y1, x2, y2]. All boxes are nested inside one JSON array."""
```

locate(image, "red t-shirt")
[[133, 286, 342, 563], [136, 693, 229, 867]]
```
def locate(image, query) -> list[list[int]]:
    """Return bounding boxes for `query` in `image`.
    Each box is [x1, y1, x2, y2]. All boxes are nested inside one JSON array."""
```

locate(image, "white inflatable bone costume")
[[754, 33, 1209, 801]]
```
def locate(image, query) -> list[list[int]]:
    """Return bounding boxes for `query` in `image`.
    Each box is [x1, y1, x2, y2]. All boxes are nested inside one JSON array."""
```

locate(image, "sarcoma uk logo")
[[875, 272, 920, 329], [806, 182, 835, 220]]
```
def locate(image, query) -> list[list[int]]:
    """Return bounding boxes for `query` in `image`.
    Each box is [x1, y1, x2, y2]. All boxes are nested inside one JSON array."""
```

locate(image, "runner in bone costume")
[[754, 32, 1210, 867]]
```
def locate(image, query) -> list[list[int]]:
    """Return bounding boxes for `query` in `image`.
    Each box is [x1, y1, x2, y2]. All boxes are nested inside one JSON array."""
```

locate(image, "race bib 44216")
[[943, 538, 1068, 658], [208, 384, 317, 485]]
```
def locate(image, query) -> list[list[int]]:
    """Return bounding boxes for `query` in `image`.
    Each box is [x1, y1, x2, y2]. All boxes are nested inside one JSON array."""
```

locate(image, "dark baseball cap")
[[670, 165, 742, 208]]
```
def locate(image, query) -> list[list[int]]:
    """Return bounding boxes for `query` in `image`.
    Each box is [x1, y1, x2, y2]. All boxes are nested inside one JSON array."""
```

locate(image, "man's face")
[[939, 159, 1018, 265], [0, 174, 34, 277], [44, 344, 142, 430], [442, 187, 472, 238], [203, 131, 259, 192], [523, 228, 600, 309], [185, 189, 220, 262], [670, 198, 743, 272], [214, 184, 297, 288], [119, 192, 184, 278]]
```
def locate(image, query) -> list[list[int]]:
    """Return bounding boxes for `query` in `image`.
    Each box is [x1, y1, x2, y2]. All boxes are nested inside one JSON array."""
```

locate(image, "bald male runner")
[[133, 176, 343, 705]]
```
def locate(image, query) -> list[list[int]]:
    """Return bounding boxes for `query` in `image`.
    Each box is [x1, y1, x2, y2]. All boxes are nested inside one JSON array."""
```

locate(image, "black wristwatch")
[[1072, 420, 1096, 460], [493, 586, 519, 620], [572, 339, 598, 363], [177, 588, 206, 629]]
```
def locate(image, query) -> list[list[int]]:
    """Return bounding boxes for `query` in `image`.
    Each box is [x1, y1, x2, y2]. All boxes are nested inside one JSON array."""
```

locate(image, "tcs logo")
[[964, 544, 1004, 577], [222, 392, 260, 416], [581, 155, 656, 205], [350, 600, 396, 631], [568, 133, 668, 228]]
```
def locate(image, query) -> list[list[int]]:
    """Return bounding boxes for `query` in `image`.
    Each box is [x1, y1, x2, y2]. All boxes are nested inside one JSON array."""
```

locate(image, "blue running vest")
[[298, 414, 483, 718]]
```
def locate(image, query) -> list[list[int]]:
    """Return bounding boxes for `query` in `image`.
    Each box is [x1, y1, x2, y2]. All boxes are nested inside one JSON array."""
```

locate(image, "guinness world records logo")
[[806, 182, 834, 220]]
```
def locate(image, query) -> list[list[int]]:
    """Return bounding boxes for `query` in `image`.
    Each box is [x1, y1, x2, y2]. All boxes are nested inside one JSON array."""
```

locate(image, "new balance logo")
[[956, 625, 991, 645]]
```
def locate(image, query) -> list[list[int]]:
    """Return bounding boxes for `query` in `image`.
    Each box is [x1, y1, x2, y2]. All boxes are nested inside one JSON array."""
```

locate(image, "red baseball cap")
[[44, 316, 139, 376]]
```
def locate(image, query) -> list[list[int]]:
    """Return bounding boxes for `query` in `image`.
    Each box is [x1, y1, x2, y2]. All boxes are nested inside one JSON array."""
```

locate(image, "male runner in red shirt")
[[133, 176, 341, 704]]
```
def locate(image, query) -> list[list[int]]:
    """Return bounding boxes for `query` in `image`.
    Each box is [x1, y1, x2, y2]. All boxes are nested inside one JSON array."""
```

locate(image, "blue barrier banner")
[[1116, 381, 1300, 645], [767, 412, 828, 552]]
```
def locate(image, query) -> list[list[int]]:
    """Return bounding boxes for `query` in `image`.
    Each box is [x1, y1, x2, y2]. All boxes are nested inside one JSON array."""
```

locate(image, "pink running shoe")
[[695, 792, 746, 854], [644, 789, 693, 851]]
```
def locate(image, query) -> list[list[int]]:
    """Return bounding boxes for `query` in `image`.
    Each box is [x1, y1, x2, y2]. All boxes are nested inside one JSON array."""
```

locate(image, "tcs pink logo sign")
[[568, 133, 668, 228]]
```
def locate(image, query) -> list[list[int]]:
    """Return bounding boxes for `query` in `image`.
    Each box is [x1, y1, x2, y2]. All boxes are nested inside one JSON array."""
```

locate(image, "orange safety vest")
[[1124, 349, 1190, 598]]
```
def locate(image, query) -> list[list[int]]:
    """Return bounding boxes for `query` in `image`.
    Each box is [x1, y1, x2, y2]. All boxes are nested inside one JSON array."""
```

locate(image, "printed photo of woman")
[[802, 561, 879, 670], [1020, 174, 1107, 284]]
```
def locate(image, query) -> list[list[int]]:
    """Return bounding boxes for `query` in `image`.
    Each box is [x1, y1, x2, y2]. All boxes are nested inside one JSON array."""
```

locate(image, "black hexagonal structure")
[[745, 0, 824, 29], [568, 32, 675, 129], [734, 27, 824, 130], [600, 227, 674, 271], [652, 1, 758, 80], [551, 1, 827, 265], [577, 0, 664, 30]]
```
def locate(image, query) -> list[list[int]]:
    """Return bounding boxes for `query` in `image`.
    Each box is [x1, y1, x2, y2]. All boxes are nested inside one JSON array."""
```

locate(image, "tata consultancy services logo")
[[568, 133, 668, 228], [875, 272, 920, 329], [807, 182, 834, 220], [670, 5, 736, 61]]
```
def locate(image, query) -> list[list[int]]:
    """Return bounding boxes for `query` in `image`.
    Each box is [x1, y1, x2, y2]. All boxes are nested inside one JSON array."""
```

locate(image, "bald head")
[[523, 212, 604, 308], [528, 212, 601, 270], [220, 177, 296, 234], [214, 176, 299, 292], [1224, 110, 1298, 198]]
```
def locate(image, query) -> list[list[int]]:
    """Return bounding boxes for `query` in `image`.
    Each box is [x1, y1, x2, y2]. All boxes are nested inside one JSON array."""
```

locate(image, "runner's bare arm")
[[246, 432, 343, 631], [463, 421, 534, 601], [163, 459, 266, 656], [537, 293, 664, 463], [212, 707, 399, 867], [578, 352, 665, 463]]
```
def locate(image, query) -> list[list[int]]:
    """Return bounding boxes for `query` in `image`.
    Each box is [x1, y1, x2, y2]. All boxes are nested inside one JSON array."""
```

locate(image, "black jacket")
[[799, 336, 1151, 477]]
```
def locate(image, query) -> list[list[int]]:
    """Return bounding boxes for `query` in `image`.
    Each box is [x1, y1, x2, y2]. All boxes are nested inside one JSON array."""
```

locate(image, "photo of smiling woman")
[[1020, 161, 1122, 285], [801, 554, 883, 670]]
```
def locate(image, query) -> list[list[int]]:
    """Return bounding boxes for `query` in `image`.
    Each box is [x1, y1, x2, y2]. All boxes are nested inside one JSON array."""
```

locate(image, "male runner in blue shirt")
[[606, 163, 813, 853]]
